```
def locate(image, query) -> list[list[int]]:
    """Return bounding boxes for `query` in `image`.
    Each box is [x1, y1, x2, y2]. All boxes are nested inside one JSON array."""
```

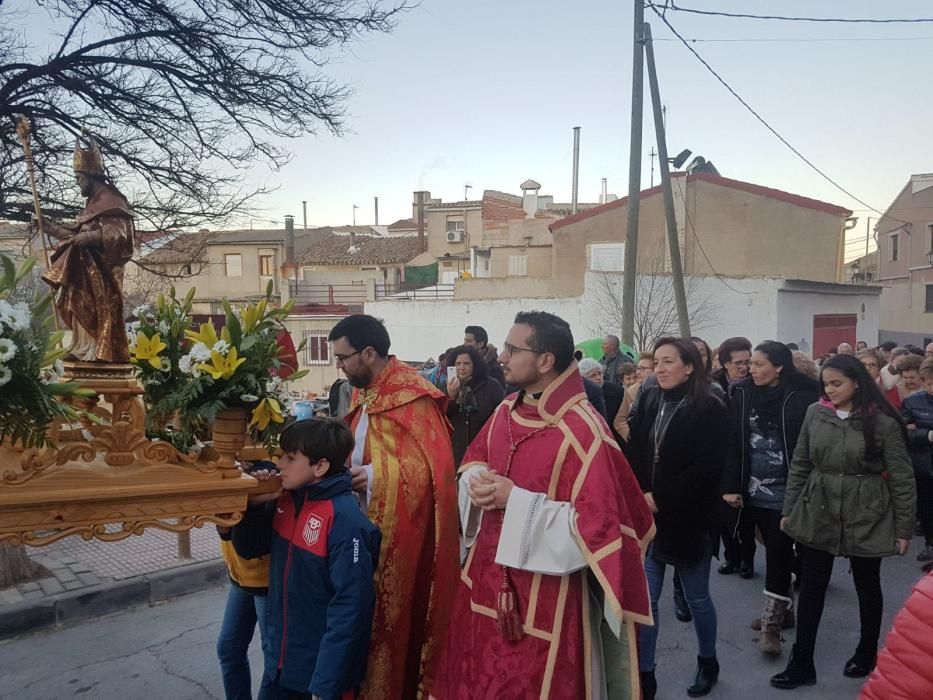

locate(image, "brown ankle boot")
[[751, 599, 795, 631], [759, 596, 789, 656]]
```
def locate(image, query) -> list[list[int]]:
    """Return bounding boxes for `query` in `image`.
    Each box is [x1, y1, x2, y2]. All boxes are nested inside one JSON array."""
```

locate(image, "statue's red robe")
[[347, 358, 460, 699], [430, 365, 655, 699]]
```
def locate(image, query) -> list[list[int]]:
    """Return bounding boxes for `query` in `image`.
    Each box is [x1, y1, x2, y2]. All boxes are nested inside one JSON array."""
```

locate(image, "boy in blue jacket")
[[251, 418, 381, 700]]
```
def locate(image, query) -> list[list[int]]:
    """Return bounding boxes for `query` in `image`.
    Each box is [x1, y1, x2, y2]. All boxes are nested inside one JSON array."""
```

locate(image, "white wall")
[[776, 289, 881, 350], [365, 297, 585, 362]]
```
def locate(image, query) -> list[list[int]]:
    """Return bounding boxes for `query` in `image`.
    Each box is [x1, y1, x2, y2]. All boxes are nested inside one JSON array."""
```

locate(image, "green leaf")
[[240, 335, 258, 352], [15, 256, 36, 284], [0, 254, 15, 292]]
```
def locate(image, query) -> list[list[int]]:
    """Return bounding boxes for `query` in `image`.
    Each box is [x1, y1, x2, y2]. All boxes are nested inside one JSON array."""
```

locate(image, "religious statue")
[[39, 132, 136, 363]]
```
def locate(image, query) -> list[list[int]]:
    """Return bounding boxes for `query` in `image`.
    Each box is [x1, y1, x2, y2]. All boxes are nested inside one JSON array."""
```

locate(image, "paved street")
[[0, 537, 926, 700]]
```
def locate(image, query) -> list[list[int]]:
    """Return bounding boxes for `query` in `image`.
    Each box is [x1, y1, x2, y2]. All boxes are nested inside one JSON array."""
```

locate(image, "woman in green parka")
[[771, 354, 916, 690]]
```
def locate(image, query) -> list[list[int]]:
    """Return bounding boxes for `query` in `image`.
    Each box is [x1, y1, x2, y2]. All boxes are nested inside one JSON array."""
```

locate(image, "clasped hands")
[[468, 469, 514, 511]]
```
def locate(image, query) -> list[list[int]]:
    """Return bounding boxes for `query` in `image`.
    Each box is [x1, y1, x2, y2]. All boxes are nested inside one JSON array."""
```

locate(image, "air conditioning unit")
[[446, 230, 464, 243]]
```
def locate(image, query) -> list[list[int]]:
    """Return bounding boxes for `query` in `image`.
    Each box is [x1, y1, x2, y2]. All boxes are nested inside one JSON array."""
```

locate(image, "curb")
[[0, 559, 227, 640]]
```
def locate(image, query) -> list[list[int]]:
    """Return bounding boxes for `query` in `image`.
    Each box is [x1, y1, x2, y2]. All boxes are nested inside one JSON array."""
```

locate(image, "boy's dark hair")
[[618, 361, 637, 378], [328, 314, 390, 358], [514, 310, 574, 373], [445, 344, 488, 383], [280, 418, 354, 478], [464, 325, 489, 347], [717, 336, 752, 367], [879, 341, 898, 352]]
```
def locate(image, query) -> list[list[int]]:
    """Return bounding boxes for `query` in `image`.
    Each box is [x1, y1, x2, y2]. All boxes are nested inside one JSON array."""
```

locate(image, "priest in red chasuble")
[[328, 315, 460, 700], [430, 311, 655, 700]]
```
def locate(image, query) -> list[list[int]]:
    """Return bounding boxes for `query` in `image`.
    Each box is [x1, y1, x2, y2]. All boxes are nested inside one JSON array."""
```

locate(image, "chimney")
[[601, 177, 608, 205], [302, 200, 307, 230], [571, 126, 581, 215], [521, 180, 541, 219], [415, 190, 428, 253], [284, 215, 295, 267], [374, 196, 379, 226]]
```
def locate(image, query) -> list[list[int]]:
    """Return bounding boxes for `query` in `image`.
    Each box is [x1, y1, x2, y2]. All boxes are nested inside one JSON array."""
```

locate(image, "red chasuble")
[[429, 365, 655, 700], [347, 358, 461, 700]]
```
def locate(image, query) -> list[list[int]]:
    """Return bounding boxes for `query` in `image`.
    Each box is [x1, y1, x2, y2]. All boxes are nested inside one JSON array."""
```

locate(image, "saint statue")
[[40, 132, 135, 363]]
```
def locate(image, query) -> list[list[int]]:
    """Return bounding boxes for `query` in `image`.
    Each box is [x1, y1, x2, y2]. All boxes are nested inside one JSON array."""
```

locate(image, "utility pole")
[[649, 148, 657, 188], [571, 126, 581, 215], [374, 196, 379, 226], [644, 22, 690, 337], [302, 200, 308, 230], [352, 204, 358, 226], [621, 0, 645, 347], [865, 216, 872, 284]]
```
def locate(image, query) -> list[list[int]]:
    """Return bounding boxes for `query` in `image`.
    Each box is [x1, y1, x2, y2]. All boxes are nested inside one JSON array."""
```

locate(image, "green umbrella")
[[574, 338, 637, 361]]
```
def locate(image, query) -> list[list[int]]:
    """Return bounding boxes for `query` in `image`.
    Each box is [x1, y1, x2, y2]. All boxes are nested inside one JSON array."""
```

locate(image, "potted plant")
[[0, 253, 95, 447]]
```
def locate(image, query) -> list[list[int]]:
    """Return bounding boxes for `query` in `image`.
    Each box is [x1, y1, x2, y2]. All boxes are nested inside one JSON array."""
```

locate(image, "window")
[[182, 264, 192, 276], [446, 218, 465, 233], [225, 253, 242, 277], [889, 233, 899, 262], [926, 285, 933, 313], [507, 254, 528, 277], [259, 254, 274, 276], [303, 331, 331, 365]]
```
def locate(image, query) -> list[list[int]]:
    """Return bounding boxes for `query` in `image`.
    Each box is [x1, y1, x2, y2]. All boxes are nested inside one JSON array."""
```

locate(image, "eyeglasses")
[[636, 365, 652, 373], [502, 342, 543, 356], [728, 360, 751, 367], [334, 349, 363, 363]]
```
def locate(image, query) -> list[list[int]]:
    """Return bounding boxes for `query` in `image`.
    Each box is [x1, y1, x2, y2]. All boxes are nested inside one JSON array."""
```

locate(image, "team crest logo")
[[303, 514, 323, 547]]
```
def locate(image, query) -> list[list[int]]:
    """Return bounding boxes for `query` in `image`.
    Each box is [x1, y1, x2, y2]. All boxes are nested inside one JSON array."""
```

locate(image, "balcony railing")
[[289, 282, 367, 312], [374, 283, 455, 300]]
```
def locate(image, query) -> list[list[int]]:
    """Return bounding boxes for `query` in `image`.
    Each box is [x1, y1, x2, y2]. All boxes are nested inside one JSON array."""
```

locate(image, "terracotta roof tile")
[[297, 234, 423, 266]]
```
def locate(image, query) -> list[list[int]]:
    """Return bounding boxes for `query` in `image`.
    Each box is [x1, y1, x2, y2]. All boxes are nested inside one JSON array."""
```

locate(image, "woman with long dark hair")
[[722, 341, 819, 656], [629, 338, 730, 698], [771, 355, 916, 689], [444, 344, 504, 467]]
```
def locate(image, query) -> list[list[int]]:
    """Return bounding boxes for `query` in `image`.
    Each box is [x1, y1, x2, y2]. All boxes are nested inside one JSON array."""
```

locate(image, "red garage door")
[[812, 314, 856, 358]]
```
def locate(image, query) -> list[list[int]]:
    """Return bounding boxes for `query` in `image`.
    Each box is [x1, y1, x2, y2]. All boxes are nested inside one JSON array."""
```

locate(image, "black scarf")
[[751, 382, 784, 428]]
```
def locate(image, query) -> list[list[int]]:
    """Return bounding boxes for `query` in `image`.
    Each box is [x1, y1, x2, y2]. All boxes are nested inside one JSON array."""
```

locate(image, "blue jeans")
[[638, 546, 717, 672], [217, 584, 268, 700]]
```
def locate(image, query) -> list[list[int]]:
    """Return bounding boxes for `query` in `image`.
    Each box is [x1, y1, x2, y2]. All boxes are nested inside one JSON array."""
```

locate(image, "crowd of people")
[[212, 312, 933, 700]]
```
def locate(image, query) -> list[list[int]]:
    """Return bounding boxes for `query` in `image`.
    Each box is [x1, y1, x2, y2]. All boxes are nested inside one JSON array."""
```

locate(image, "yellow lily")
[[241, 299, 267, 334], [185, 321, 220, 348], [249, 397, 285, 431], [130, 332, 167, 370], [197, 346, 245, 380]]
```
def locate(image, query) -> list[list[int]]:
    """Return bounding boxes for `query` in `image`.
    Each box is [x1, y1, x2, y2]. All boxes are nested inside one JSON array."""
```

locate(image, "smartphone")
[[447, 366, 457, 383]]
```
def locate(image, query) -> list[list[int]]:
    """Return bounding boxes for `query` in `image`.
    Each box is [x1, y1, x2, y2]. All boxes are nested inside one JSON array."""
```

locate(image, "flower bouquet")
[[157, 281, 307, 452], [0, 253, 96, 448], [127, 288, 197, 449]]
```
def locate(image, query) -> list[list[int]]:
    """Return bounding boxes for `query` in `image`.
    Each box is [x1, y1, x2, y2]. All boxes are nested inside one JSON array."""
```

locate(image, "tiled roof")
[[141, 232, 212, 264], [387, 218, 417, 230], [142, 226, 331, 264], [297, 234, 423, 266]]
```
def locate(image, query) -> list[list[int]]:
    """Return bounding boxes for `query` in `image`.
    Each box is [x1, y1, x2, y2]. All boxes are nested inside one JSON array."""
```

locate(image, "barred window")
[[303, 331, 331, 365]]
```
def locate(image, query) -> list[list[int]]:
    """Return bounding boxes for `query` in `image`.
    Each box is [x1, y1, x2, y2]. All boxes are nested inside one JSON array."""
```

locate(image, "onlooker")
[[926, 342, 933, 357], [837, 342, 854, 356], [902, 356, 933, 564], [613, 351, 655, 442], [792, 351, 818, 381], [327, 374, 353, 419], [580, 357, 625, 443], [692, 336, 726, 401], [859, 348, 901, 409], [771, 355, 915, 689], [619, 361, 638, 388], [253, 419, 383, 700], [713, 337, 756, 577], [856, 341, 868, 351], [628, 337, 729, 699], [600, 334, 625, 385], [896, 353, 923, 403], [880, 346, 908, 390], [463, 325, 506, 388], [722, 342, 820, 656], [445, 344, 504, 467]]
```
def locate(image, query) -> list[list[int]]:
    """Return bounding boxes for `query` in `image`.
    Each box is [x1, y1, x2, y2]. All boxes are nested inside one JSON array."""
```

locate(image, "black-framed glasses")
[[334, 349, 363, 363], [502, 342, 543, 356]]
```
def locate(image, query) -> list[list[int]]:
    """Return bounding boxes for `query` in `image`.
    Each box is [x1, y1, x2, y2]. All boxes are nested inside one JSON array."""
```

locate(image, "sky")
[[250, 0, 933, 261]]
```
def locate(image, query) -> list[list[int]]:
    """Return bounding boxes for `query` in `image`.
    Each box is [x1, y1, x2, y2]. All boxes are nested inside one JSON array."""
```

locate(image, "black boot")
[[843, 644, 877, 678], [640, 670, 657, 700], [686, 655, 719, 697], [673, 583, 693, 622], [770, 644, 817, 689]]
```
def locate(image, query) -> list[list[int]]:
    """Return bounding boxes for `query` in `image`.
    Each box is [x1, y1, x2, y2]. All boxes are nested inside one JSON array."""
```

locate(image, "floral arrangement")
[[127, 288, 197, 447], [0, 253, 95, 447], [139, 282, 306, 451]]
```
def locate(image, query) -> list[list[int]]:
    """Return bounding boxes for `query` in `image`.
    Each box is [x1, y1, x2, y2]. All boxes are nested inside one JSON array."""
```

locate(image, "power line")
[[654, 36, 933, 43], [654, 2, 933, 24], [648, 5, 906, 222]]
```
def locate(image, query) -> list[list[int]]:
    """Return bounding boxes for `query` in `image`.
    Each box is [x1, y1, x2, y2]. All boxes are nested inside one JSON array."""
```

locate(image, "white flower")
[[239, 393, 259, 403], [212, 340, 230, 355], [190, 342, 211, 362], [132, 305, 152, 318], [0, 300, 30, 332], [158, 320, 170, 335], [0, 338, 16, 362], [0, 365, 11, 387]]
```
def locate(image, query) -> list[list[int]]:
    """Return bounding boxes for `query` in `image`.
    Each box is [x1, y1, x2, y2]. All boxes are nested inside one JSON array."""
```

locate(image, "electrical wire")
[[652, 36, 933, 43], [647, 4, 911, 225], [653, 2, 933, 24]]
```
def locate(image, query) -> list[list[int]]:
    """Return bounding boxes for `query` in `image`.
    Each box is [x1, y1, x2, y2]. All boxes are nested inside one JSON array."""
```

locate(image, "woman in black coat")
[[445, 344, 504, 467], [628, 337, 730, 699], [722, 341, 820, 656]]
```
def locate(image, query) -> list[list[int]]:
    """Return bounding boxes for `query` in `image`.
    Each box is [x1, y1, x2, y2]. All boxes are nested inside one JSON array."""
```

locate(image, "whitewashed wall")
[[776, 289, 881, 350], [365, 297, 586, 363]]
